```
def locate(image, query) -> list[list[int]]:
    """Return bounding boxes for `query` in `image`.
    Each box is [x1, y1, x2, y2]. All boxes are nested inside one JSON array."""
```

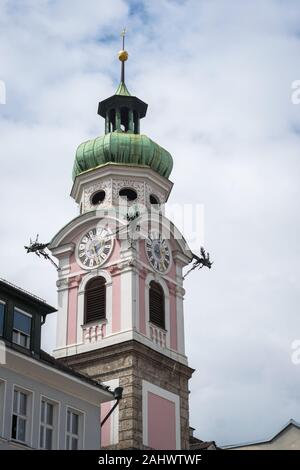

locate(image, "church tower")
[[49, 36, 194, 450]]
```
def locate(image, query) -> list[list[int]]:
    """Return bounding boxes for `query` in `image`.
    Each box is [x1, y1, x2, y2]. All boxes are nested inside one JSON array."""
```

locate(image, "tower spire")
[[116, 28, 130, 96], [120, 28, 127, 83]]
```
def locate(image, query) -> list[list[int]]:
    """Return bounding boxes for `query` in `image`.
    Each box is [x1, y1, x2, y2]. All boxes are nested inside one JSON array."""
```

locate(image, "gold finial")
[[118, 28, 128, 62]]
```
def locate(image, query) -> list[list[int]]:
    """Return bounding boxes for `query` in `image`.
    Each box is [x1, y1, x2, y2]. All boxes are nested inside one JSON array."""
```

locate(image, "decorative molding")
[[83, 178, 113, 212], [112, 178, 145, 205], [145, 183, 166, 206], [68, 275, 82, 289], [56, 278, 69, 289]]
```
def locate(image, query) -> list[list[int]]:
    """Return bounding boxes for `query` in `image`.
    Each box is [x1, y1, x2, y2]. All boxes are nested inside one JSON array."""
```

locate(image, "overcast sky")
[[1, 0, 300, 446]]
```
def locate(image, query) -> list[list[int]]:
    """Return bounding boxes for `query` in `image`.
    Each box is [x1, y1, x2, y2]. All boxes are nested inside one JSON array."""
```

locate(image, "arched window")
[[149, 281, 165, 329], [84, 277, 106, 324]]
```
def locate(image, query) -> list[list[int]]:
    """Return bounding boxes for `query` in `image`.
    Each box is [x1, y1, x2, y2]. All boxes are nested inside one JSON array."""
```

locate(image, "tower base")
[[59, 340, 194, 450]]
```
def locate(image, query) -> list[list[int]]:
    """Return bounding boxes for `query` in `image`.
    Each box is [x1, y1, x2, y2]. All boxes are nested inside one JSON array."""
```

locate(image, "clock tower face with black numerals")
[[145, 232, 172, 274], [49, 38, 195, 451], [77, 226, 113, 269]]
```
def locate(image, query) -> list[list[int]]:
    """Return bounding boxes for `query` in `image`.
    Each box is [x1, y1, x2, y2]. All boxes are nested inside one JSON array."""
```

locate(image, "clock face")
[[77, 226, 113, 269], [145, 232, 171, 273]]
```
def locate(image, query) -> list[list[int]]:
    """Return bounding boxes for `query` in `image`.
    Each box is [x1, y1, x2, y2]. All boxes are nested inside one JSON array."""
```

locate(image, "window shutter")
[[84, 277, 106, 323], [149, 281, 165, 329]]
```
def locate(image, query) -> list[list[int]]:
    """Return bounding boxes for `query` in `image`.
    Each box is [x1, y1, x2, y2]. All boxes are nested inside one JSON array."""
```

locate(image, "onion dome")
[[73, 133, 173, 180]]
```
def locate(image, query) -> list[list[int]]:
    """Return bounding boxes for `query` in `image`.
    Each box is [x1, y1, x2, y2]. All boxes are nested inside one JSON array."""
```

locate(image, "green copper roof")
[[73, 132, 173, 180], [115, 81, 131, 96]]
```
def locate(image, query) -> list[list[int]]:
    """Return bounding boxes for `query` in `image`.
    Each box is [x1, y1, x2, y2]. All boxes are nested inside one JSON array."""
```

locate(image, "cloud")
[[1, 0, 300, 446]]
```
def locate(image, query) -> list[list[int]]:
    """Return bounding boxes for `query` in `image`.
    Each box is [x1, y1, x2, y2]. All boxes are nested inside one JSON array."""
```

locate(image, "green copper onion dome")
[[73, 133, 173, 180], [72, 35, 173, 181]]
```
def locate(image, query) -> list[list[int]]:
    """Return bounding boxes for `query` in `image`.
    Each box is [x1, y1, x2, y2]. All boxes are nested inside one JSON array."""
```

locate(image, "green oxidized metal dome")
[[72, 42, 173, 181], [73, 132, 173, 180]]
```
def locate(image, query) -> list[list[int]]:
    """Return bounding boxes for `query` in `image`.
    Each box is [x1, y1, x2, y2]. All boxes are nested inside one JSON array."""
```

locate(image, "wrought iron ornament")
[[184, 247, 213, 279], [24, 234, 58, 269]]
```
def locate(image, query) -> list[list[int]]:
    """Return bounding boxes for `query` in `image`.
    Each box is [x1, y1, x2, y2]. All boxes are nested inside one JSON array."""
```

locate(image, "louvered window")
[[149, 281, 165, 329], [84, 277, 106, 324]]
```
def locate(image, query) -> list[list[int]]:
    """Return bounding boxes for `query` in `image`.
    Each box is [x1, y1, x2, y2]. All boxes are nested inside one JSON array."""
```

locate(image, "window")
[[0, 301, 5, 337], [12, 308, 32, 348], [149, 194, 160, 206], [149, 281, 165, 329], [84, 277, 106, 324], [11, 389, 29, 443], [66, 409, 82, 450], [119, 188, 137, 201], [0, 380, 5, 435], [91, 190, 106, 206], [40, 399, 55, 450]]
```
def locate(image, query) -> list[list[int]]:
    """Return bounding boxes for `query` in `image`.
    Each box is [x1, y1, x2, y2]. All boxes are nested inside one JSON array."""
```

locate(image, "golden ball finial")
[[118, 50, 128, 62]]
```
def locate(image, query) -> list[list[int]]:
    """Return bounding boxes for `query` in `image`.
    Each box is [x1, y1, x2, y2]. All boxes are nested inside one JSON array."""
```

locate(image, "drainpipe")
[[101, 387, 123, 428]]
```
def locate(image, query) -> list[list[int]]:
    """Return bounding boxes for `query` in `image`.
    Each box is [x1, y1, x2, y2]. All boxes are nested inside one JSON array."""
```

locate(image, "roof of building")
[[39, 349, 113, 395], [222, 419, 300, 449], [0, 278, 56, 315], [5, 338, 113, 395], [190, 439, 218, 450], [189, 428, 220, 450], [73, 132, 173, 181]]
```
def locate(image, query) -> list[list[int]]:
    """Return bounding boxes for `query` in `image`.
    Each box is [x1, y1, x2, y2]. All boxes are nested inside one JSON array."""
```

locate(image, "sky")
[[1, 0, 300, 446]]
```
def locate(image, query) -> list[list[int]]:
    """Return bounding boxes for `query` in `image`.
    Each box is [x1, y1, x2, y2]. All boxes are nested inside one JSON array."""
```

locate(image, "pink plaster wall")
[[110, 239, 120, 263], [148, 392, 177, 450], [67, 284, 78, 345], [100, 402, 111, 447], [69, 251, 82, 274]]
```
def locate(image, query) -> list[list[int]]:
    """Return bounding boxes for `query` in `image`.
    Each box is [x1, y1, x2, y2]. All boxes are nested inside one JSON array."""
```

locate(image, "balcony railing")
[[149, 324, 167, 349], [82, 322, 105, 344]]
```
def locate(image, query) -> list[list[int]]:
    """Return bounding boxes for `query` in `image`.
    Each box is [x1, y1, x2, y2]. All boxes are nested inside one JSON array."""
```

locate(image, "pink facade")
[[101, 401, 112, 447], [147, 392, 176, 450], [63, 229, 181, 352], [67, 281, 78, 345]]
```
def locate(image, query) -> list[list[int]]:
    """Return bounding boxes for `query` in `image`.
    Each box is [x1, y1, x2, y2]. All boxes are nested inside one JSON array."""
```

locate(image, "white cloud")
[[1, 0, 300, 446]]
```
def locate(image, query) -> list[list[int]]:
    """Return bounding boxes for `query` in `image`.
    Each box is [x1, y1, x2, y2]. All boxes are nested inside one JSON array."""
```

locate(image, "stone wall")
[[60, 340, 194, 450]]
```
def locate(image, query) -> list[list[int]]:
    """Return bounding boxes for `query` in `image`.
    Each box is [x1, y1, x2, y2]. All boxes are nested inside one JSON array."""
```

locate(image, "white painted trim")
[[142, 380, 180, 450], [176, 294, 185, 355], [53, 329, 188, 365], [71, 164, 173, 203], [65, 405, 86, 450], [56, 286, 68, 350], [51, 243, 75, 258], [38, 394, 61, 450], [0, 378, 7, 438], [120, 269, 133, 332], [11, 383, 35, 448], [145, 273, 170, 349]]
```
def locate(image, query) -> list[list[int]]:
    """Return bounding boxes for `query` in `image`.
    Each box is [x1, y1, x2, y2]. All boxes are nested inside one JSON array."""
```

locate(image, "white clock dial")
[[145, 232, 171, 273], [77, 226, 113, 269]]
